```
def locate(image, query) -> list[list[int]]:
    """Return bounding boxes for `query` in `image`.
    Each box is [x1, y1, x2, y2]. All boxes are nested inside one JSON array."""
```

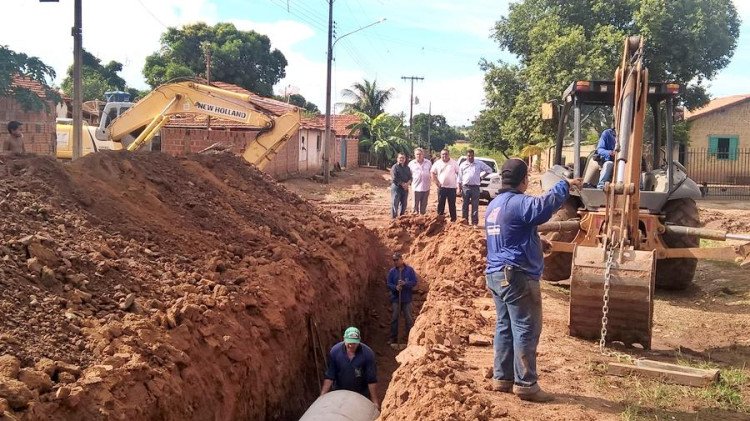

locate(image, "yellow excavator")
[[57, 81, 301, 169], [540, 36, 750, 350]]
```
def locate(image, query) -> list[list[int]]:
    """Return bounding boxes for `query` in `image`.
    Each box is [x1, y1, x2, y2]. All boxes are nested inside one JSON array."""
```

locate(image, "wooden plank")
[[607, 362, 719, 387], [635, 360, 720, 380]]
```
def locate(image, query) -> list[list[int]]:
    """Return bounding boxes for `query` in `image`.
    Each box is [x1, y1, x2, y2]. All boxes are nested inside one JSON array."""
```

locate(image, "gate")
[[684, 148, 750, 200]]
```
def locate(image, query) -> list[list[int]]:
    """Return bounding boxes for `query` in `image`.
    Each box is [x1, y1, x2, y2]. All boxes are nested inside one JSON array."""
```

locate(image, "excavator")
[[539, 36, 750, 350], [56, 81, 301, 169]]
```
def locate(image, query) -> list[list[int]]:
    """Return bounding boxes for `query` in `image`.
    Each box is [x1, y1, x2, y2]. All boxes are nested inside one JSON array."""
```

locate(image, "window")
[[316, 134, 322, 151], [708, 136, 739, 160]]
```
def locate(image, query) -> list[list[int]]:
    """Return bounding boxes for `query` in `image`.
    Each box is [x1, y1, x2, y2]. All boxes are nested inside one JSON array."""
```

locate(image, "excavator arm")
[[107, 81, 301, 169]]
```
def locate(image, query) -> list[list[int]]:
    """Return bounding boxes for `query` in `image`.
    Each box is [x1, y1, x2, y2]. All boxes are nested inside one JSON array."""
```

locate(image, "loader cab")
[[541, 80, 702, 212]]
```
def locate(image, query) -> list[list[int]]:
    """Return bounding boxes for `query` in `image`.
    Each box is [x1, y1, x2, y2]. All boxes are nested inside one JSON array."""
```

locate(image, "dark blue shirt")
[[485, 181, 570, 278], [324, 342, 377, 397], [386, 265, 418, 303], [596, 128, 617, 162]]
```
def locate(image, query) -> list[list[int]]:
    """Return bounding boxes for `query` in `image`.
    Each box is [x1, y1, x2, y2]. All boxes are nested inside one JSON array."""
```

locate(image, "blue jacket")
[[324, 341, 377, 397], [485, 180, 570, 278], [596, 128, 617, 162], [386, 265, 417, 303]]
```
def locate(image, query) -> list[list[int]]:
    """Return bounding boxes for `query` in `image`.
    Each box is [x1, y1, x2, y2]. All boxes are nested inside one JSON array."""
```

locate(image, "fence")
[[684, 148, 750, 200], [357, 151, 388, 169]]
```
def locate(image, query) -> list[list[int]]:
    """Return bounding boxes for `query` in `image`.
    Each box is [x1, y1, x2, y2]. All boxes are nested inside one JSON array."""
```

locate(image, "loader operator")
[[596, 127, 617, 189], [484, 158, 581, 402]]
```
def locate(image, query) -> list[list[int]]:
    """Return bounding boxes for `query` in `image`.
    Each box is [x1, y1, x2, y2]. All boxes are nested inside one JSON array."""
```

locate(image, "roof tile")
[[685, 94, 750, 121]]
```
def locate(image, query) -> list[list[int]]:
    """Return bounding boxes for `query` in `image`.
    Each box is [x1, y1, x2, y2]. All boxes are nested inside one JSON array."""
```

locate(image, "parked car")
[[457, 156, 503, 202]]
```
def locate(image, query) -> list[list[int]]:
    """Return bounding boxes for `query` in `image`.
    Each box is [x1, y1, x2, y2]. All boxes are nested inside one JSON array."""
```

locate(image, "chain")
[[599, 245, 614, 353]]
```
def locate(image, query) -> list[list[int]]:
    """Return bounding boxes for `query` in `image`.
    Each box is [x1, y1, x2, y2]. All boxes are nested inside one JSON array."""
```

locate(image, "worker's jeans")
[[597, 161, 614, 189], [437, 187, 457, 221], [389, 301, 414, 342], [391, 185, 408, 218], [486, 269, 542, 390], [461, 185, 481, 225], [413, 191, 429, 214]]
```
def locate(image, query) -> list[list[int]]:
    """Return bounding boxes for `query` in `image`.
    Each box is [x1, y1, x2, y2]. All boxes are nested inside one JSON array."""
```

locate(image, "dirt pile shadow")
[[377, 215, 508, 420], [0, 151, 384, 420]]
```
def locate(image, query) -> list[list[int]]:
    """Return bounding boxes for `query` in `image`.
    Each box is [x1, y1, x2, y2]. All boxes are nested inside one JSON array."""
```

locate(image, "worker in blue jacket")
[[485, 158, 581, 402], [386, 252, 418, 345], [596, 127, 617, 189]]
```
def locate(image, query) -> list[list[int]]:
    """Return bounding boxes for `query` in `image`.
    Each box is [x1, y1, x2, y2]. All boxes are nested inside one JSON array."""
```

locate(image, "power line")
[[136, 0, 168, 28]]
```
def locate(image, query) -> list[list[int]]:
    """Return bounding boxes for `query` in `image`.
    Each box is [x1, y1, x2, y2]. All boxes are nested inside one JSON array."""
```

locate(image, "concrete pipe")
[[299, 390, 379, 421]]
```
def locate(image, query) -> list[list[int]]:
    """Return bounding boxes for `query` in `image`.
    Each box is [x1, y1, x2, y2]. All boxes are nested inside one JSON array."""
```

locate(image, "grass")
[[616, 357, 749, 419]]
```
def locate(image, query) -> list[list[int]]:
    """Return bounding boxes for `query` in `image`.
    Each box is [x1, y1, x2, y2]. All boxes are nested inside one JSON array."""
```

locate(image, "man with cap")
[[484, 158, 581, 402], [320, 326, 379, 407], [386, 252, 417, 345]]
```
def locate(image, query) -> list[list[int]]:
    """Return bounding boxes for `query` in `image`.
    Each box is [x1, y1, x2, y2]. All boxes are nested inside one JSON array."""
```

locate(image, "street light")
[[323, 11, 386, 184]]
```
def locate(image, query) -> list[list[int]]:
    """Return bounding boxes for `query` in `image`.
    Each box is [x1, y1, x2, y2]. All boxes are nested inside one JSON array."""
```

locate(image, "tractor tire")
[[542, 198, 580, 282], [656, 198, 700, 290]]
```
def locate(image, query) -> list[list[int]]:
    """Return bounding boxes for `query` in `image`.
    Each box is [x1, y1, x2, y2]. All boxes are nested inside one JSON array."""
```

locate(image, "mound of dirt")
[[379, 216, 507, 420], [0, 152, 383, 419]]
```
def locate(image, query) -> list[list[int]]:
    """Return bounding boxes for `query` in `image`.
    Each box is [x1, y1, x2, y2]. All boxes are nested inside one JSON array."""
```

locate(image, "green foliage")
[[61, 49, 128, 101], [350, 111, 412, 169], [447, 144, 507, 166], [143, 22, 287, 96], [411, 113, 461, 152], [280, 93, 320, 115], [341, 79, 393, 119], [0, 45, 58, 111], [482, 0, 740, 151]]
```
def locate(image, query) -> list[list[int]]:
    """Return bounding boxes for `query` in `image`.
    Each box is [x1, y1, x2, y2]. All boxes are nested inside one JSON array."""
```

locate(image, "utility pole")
[[427, 101, 432, 151], [401, 76, 424, 141], [72, 0, 82, 160], [202, 42, 212, 130], [323, 0, 334, 184]]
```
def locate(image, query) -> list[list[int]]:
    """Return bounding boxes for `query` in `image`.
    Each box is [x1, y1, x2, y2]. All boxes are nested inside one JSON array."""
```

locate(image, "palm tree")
[[349, 111, 412, 169], [341, 79, 394, 119]]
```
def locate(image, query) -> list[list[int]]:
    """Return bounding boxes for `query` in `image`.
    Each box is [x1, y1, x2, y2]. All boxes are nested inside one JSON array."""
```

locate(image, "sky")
[[1, 0, 749, 126]]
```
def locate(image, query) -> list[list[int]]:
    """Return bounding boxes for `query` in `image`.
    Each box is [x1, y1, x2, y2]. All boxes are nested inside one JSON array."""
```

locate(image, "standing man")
[[320, 326, 379, 408], [408, 148, 432, 214], [484, 158, 581, 402], [596, 127, 617, 189], [459, 149, 493, 225], [431, 149, 460, 221], [390, 153, 412, 218], [386, 252, 417, 345], [2, 121, 25, 155]]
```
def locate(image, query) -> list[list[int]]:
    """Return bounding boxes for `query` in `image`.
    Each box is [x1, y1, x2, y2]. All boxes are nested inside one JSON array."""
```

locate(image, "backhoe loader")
[[540, 36, 750, 350], [57, 81, 301, 170]]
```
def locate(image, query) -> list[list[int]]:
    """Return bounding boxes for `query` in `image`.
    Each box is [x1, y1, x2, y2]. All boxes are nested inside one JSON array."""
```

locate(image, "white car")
[[457, 156, 503, 201]]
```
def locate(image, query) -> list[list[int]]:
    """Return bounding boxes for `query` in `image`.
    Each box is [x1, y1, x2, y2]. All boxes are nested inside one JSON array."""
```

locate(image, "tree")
[[411, 113, 461, 152], [482, 0, 740, 151], [282, 93, 320, 114], [61, 49, 128, 101], [349, 112, 412, 169], [143, 22, 287, 96], [341, 79, 394, 118], [0, 45, 58, 111]]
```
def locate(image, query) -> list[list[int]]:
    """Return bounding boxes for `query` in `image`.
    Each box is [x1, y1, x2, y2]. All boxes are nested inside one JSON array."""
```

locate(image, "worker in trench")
[[484, 158, 581, 402], [320, 327, 380, 408], [386, 252, 418, 346]]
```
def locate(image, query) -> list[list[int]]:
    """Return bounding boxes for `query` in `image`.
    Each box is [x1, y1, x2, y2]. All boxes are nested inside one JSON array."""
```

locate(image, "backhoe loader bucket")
[[569, 245, 656, 349]]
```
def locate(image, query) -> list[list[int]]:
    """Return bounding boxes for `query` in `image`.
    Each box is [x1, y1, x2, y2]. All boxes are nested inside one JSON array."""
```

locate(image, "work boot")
[[491, 379, 513, 393], [514, 384, 554, 403]]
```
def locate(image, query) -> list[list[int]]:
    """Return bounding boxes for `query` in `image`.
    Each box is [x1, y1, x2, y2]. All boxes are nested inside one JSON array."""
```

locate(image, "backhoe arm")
[[106, 81, 301, 168]]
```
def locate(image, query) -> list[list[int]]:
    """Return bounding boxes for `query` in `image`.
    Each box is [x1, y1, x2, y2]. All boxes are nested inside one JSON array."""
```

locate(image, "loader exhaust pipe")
[[664, 225, 750, 242]]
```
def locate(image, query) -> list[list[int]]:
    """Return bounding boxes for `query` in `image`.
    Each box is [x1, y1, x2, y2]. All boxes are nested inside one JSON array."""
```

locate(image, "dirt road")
[[283, 167, 750, 420]]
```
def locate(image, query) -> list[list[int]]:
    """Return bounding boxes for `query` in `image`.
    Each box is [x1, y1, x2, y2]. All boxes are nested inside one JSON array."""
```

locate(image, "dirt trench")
[[0, 152, 390, 420]]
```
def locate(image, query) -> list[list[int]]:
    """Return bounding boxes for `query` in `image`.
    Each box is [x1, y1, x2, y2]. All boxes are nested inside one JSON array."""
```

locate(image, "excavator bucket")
[[569, 245, 656, 349]]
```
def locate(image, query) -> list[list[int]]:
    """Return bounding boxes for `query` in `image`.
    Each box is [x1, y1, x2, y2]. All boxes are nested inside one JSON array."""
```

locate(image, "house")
[[684, 94, 750, 184], [0, 75, 57, 155], [327, 113, 361, 169], [158, 81, 359, 179]]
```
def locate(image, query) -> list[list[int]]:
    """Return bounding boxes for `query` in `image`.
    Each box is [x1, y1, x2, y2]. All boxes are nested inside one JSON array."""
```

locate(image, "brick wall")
[[346, 138, 359, 169], [0, 97, 56, 155], [263, 131, 300, 180], [160, 127, 258, 156], [688, 101, 750, 149]]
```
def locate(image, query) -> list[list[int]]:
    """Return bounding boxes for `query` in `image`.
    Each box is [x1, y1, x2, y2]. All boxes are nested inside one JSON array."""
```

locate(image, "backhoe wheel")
[[656, 198, 700, 290], [542, 198, 580, 282]]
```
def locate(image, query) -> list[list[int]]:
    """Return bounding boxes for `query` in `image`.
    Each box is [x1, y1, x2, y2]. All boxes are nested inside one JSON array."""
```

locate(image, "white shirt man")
[[408, 148, 432, 214], [431, 149, 460, 221]]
